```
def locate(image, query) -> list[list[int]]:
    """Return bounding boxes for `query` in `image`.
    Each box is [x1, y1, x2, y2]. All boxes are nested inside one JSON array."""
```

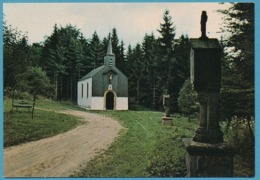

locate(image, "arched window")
[[81, 83, 84, 98], [87, 83, 89, 98]]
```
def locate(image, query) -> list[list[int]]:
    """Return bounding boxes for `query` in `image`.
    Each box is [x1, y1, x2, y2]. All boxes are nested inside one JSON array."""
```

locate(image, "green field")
[[72, 110, 198, 177], [4, 98, 82, 147]]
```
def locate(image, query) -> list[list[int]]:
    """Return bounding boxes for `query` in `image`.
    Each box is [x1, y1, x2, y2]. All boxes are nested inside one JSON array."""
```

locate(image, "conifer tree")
[[157, 10, 177, 111], [118, 40, 127, 74], [157, 10, 176, 51], [89, 31, 104, 69], [42, 24, 88, 101], [178, 79, 199, 122], [141, 33, 159, 108], [219, 3, 254, 120], [174, 34, 191, 82]]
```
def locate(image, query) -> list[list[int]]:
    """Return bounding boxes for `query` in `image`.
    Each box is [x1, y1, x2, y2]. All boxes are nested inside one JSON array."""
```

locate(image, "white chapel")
[[77, 39, 128, 110]]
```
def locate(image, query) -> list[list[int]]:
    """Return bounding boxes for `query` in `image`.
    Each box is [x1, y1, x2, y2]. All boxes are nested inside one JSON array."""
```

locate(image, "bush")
[[146, 136, 187, 177], [15, 91, 32, 100], [223, 117, 254, 150], [178, 79, 199, 121], [4, 88, 32, 100], [222, 117, 255, 176]]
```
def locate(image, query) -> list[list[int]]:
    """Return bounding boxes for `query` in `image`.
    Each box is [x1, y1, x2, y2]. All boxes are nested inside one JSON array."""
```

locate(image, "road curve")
[[4, 110, 123, 177]]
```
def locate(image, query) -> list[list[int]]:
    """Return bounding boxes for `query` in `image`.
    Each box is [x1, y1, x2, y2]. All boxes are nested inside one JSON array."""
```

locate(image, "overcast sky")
[[3, 3, 231, 46]]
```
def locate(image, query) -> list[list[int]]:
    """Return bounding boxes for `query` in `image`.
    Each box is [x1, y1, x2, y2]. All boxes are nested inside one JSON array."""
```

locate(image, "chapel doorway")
[[106, 92, 114, 110]]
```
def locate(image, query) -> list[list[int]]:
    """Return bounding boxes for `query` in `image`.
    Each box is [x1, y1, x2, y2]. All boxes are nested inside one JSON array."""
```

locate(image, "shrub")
[[4, 88, 32, 100], [146, 136, 187, 177], [223, 117, 254, 150], [222, 117, 255, 176], [178, 80, 199, 121]]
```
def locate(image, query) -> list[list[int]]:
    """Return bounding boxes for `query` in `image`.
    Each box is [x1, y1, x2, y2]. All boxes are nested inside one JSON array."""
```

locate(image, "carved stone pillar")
[[162, 93, 172, 125], [193, 92, 208, 142], [207, 92, 223, 143], [184, 11, 237, 177]]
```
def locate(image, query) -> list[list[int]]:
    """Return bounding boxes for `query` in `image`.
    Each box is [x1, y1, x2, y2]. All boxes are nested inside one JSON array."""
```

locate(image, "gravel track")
[[4, 110, 123, 177]]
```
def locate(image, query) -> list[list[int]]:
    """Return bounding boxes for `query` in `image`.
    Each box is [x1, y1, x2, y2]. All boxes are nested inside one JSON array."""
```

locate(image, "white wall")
[[116, 97, 128, 110], [84, 96, 128, 110], [77, 78, 128, 110], [91, 97, 104, 110], [77, 78, 92, 109]]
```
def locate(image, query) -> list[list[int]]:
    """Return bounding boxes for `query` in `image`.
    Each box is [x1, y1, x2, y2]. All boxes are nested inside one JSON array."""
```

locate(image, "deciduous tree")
[[22, 66, 52, 119]]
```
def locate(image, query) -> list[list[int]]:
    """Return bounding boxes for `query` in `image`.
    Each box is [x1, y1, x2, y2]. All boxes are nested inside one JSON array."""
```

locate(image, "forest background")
[[3, 3, 254, 121]]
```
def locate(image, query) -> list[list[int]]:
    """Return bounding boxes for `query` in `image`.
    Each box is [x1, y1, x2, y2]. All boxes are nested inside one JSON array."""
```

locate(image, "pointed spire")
[[107, 39, 113, 55]]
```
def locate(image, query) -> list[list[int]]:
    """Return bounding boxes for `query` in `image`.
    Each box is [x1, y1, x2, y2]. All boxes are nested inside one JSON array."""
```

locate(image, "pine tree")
[[129, 43, 144, 105], [125, 45, 133, 77], [219, 3, 254, 84], [118, 40, 126, 73], [42, 24, 88, 101], [157, 10, 176, 51], [157, 9, 177, 111], [141, 33, 159, 108], [219, 3, 254, 120], [174, 34, 191, 82], [78, 33, 92, 77], [218, 3, 254, 171], [178, 79, 199, 122], [89, 31, 104, 69]]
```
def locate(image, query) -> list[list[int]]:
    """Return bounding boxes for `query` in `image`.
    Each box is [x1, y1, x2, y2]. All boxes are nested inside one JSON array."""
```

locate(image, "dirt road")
[[4, 110, 124, 177]]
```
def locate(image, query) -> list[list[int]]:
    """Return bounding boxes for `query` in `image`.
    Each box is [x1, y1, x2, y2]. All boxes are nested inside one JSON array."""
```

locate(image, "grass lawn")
[[72, 110, 254, 177], [35, 98, 84, 111], [72, 110, 198, 177], [4, 98, 82, 147], [4, 98, 253, 177]]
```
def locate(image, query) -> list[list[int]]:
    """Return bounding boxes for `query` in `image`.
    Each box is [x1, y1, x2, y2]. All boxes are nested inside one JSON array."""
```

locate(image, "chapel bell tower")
[[104, 39, 116, 67]]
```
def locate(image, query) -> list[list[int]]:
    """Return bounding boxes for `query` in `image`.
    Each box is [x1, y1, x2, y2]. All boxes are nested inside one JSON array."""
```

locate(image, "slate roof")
[[79, 39, 127, 82], [78, 65, 126, 82], [79, 65, 105, 81], [190, 38, 221, 49]]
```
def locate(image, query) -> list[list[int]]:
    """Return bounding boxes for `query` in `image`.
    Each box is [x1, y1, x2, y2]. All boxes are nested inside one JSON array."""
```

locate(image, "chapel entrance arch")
[[104, 90, 116, 110]]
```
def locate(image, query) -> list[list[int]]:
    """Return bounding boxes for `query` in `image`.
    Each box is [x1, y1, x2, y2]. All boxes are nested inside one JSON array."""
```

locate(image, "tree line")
[[4, 4, 254, 121], [4, 10, 190, 113]]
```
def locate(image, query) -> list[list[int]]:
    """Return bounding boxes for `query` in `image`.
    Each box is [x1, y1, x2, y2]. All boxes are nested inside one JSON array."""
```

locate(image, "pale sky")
[[3, 3, 231, 46]]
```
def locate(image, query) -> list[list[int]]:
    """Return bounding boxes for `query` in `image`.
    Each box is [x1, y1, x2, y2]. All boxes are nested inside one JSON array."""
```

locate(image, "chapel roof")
[[78, 38, 127, 82], [79, 65, 105, 81]]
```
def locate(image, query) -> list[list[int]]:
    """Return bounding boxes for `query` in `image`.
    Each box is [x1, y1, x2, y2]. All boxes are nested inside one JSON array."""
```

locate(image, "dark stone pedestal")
[[161, 117, 173, 125], [183, 138, 237, 177]]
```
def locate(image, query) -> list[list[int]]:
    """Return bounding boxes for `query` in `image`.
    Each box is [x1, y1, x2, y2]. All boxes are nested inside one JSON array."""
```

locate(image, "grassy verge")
[[4, 98, 253, 177], [4, 98, 82, 147], [72, 111, 198, 177], [72, 111, 254, 177], [35, 98, 83, 111]]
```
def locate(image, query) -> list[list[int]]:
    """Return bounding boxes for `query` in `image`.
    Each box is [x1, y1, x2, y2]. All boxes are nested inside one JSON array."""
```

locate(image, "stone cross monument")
[[183, 11, 237, 177], [161, 90, 173, 125]]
